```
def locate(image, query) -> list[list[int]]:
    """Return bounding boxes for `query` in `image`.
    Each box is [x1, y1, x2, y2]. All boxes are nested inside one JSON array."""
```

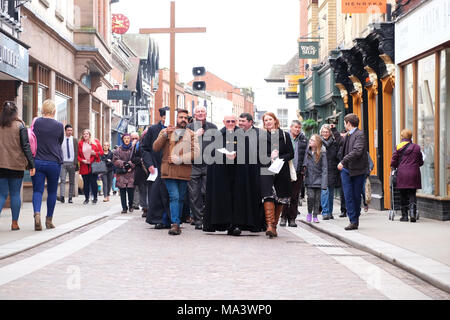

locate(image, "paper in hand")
[[147, 167, 158, 181], [217, 148, 236, 156], [268, 158, 285, 174]]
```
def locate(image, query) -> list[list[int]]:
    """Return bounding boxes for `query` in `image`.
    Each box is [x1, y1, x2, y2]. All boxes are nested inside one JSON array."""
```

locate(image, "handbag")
[[282, 131, 297, 182], [91, 160, 107, 174], [365, 177, 372, 204]]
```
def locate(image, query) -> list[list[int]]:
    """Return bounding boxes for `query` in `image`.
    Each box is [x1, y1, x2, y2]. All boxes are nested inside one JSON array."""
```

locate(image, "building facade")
[[394, 0, 450, 220]]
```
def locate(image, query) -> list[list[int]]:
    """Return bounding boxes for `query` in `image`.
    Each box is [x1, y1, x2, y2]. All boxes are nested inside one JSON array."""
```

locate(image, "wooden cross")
[[140, 1, 206, 126]]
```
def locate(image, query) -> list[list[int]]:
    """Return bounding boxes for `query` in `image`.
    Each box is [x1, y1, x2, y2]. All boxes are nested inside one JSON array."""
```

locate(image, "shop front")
[[395, 0, 450, 220]]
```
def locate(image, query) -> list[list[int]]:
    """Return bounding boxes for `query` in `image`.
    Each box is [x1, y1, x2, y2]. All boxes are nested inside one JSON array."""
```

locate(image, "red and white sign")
[[112, 14, 130, 34]]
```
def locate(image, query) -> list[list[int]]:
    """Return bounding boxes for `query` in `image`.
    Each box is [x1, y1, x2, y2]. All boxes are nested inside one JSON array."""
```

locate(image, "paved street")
[[0, 196, 448, 300]]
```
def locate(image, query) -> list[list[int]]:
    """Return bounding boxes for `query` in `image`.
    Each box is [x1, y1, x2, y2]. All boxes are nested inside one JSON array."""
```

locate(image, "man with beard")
[[152, 109, 199, 235], [142, 107, 170, 227], [203, 114, 265, 236], [187, 106, 217, 230]]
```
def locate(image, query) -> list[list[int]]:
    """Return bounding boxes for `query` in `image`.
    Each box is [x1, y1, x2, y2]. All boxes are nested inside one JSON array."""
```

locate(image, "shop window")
[[22, 84, 33, 126], [277, 108, 288, 128], [55, 94, 70, 127], [417, 54, 436, 195], [441, 49, 450, 196], [404, 63, 414, 132], [91, 111, 98, 140], [37, 86, 47, 116]]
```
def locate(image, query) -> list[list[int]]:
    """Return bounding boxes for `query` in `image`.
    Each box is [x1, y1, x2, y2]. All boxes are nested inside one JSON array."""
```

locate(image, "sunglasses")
[[225, 120, 236, 123]]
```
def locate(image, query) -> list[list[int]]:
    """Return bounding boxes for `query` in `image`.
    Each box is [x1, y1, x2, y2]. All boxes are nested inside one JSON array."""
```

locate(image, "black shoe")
[[345, 223, 358, 230], [58, 196, 65, 203], [92, 198, 97, 204], [68, 198, 73, 203], [322, 215, 330, 221], [339, 212, 347, 218], [288, 220, 297, 227], [409, 203, 417, 223], [329, 215, 334, 220], [129, 207, 134, 213], [232, 227, 241, 236], [83, 200, 89, 205], [280, 217, 287, 227], [227, 229, 233, 235], [133, 206, 140, 210], [195, 224, 203, 230], [168, 224, 181, 235], [121, 209, 127, 214], [155, 223, 170, 229], [142, 209, 147, 218]]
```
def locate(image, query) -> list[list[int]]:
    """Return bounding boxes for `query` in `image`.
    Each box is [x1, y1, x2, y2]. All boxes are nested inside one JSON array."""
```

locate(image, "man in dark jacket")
[[280, 120, 307, 227], [187, 106, 218, 230], [337, 113, 368, 230]]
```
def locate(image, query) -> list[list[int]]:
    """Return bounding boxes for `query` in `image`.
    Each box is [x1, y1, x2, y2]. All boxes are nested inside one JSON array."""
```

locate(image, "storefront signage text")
[[0, 32, 29, 82], [342, 1, 387, 14], [299, 42, 319, 59]]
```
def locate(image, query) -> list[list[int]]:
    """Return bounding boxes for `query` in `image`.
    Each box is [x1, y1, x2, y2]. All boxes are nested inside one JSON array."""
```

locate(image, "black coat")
[[321, 135, 340, 187], [203, 127, 265, 232], [133, 143, 148, 186], [101, 150, 114, 172], [294, 132, 308, 173], [260, 129, 295, 200], [341, 128, 368, 177], [141, 121, 165, 170]]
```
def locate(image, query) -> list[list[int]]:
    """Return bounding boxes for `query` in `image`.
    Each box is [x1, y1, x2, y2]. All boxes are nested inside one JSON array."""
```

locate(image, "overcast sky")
[[111, 0, 300, 91]]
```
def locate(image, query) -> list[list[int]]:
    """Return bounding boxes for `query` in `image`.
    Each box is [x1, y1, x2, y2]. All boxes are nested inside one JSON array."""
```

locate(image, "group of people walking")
[[0, 99, 424, 234]]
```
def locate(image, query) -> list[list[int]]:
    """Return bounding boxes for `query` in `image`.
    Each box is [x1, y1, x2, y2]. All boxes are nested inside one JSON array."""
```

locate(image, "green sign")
[[298, 41, 319, 59]]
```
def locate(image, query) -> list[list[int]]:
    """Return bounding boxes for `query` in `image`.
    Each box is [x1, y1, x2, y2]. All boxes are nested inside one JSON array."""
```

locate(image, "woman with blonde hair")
[[390, 128, 423, 222], [78, 128, 103, 204], [260, 112, 294, 238], [319, 123, 341, 220], [31, 99, 64, 230], [303, 134, 328, 223]]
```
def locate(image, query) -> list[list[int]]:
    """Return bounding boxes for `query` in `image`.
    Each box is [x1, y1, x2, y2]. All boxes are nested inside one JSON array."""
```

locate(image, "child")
[[303, 134, 328, 223]]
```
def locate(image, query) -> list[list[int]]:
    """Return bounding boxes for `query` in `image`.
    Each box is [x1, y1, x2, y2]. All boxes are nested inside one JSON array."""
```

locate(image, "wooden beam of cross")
[[140, 1, 206, 126]]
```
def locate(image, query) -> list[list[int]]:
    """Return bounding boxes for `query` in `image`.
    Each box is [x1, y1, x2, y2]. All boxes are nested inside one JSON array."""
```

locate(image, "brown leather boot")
[[11, 220, 19, 231], [273, 204, 284, 237], [45, 216, 55, 229], [34, 213, 42, 231], [264, 201, 276, 238], [168, 224, 181, 235]]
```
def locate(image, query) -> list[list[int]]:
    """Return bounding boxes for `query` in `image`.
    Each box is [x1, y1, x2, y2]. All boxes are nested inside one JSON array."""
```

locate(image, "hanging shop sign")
[[137, 110, 150, 126], [112, 14, 130, 34], [107, 89, 132, 101], [0, 32, 29, 82], [285, 75, 303, 99], [341, 1, 387, 14], [298, 41, 319, 59]]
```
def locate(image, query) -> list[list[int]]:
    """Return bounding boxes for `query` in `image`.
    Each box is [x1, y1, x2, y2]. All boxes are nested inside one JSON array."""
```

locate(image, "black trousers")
[[281, 175, 303, 220], [120, 187, 134, 210], [187, 165, 207, 225], [82, 173, 98, 201], [399, 189, 417, 209]]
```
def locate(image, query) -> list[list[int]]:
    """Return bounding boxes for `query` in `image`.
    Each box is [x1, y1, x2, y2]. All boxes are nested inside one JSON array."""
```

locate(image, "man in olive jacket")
[[337, 113, 368, 230], [153, 109, 200, 235]]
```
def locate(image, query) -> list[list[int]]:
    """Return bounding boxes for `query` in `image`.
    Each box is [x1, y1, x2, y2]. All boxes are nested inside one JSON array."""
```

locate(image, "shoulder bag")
[[282, 130, 297, 182]]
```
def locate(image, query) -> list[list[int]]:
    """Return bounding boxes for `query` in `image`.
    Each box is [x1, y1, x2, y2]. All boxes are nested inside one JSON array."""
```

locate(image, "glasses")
[[225, 120, 236, 123]]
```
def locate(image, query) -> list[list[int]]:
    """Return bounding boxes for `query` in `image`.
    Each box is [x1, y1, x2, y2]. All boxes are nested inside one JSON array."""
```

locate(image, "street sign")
[[107, 90, 131, 101], [137, 110, 150, 126], [342, 1, 387, 14], [298, 41, 319, 59]]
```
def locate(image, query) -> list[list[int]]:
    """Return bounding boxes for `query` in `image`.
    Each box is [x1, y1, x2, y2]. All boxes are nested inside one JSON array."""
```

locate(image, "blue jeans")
[[0, 178, 23, 221], [321, 186, 335, 216], [32, 159, 61, 217], [340, 168, 365, 225], [165, 179, 188, 225]]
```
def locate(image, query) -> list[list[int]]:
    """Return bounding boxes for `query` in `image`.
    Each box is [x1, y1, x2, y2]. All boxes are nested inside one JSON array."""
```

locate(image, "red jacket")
[[78, 139, 104, 175]]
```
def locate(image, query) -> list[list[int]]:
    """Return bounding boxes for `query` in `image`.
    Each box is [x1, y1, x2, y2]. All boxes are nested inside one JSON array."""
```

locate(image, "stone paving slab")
[[297, 214, 450, 294]]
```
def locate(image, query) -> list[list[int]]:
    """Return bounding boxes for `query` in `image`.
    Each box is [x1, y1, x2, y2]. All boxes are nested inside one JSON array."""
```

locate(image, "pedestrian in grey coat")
[[303, 134, 327, 223]]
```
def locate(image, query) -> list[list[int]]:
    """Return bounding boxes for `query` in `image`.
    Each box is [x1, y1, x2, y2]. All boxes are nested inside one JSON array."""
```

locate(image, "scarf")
[[397, 140, 411, 150], [122, 143, 132, 150]]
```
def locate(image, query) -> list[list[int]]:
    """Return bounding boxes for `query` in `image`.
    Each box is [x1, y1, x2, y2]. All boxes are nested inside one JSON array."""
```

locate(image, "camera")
[[124, 162, 131, 170]]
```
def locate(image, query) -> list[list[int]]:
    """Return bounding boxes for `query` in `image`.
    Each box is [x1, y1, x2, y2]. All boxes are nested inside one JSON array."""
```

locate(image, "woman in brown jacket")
[[0, 101, 35, 230]]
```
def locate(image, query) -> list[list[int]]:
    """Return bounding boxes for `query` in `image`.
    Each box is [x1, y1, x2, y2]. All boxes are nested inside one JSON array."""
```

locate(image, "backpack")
[[28, 117, 37, 157]]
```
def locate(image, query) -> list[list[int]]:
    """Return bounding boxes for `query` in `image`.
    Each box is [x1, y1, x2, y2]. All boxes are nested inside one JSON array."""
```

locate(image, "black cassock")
[[203, 126, 264, 233]]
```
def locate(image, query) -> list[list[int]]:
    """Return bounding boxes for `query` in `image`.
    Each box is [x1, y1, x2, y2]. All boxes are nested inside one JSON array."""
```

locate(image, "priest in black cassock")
[[203, 114, 264, 236]]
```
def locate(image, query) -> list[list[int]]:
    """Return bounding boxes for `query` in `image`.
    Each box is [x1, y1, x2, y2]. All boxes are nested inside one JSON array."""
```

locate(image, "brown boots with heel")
[[264, 202, 284, 238]]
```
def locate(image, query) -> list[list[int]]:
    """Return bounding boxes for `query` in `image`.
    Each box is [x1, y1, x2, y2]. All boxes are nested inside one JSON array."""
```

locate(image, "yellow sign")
[[285, 75, 304, 98], [342, 1, 387, 14]]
